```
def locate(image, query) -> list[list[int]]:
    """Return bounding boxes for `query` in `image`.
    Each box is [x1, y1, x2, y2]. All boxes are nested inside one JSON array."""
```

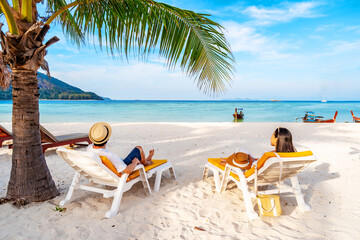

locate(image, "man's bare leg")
[[136, 146, 147, 165], [136, 146, 154, 166]]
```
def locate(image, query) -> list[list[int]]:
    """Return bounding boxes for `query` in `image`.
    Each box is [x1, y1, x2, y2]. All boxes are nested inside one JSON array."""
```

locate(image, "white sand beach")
[[1, 122, 360, 239]]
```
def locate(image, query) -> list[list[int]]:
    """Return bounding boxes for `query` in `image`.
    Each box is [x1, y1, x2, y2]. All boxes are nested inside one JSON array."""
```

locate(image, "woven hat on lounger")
[[89, 122, 112, 144], [225, 152, 253, 170]]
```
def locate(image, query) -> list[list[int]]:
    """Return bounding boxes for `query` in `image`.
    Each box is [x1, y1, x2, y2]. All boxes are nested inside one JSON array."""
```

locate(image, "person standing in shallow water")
[[87, 122, 154, 174]]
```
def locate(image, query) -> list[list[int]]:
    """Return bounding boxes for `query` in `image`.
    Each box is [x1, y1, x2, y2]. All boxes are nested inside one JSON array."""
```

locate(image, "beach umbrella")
[[0, 0, 234, 202]]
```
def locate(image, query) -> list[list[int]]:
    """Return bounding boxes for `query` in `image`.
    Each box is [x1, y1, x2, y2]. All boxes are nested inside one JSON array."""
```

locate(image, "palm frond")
[[46, 0, 84, 46], [47, 0, 234, 95]]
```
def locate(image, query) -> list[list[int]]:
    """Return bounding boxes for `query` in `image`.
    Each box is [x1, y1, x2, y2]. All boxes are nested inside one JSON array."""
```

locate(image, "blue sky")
[[42, 0, 360, 100]]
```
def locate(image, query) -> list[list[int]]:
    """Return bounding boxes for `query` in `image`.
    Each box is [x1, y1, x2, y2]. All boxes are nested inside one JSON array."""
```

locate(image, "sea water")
[[0, 100, 360, 123]]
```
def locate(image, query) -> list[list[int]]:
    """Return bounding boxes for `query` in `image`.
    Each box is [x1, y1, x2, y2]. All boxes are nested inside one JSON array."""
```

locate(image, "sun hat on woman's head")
[[89, 122, 112, 144]]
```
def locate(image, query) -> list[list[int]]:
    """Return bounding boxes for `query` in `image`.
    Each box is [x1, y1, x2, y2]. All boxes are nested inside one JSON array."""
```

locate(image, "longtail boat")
[[233, 108, 244, 120], [296, 111, 338, 123], [351, 111, 360, 123]]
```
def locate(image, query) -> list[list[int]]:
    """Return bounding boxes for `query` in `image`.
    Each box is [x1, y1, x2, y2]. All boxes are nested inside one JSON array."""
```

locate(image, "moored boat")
[[351, 111, 360, 123], [233, 108, 244, 120], [296, 111, 338, 123]]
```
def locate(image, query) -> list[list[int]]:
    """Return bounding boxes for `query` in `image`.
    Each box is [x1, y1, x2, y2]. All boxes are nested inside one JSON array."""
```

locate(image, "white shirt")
[[87, 144, 127, 173]]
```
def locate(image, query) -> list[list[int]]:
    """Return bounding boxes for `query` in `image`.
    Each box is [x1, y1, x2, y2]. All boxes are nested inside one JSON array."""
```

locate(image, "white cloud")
[[242, 1, 323, 25], [329, 40, 360, 54], [223, 21, 291, 60], [49, 60, 211, 100], [309, 35, 324, 40], [315, 24, 338, 32], [344, 25, 360, 33], [315, 40, 360, 57]]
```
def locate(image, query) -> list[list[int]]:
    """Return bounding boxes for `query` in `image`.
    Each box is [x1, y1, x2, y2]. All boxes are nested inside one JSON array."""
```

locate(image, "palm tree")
[[0, 0, 234, 202]]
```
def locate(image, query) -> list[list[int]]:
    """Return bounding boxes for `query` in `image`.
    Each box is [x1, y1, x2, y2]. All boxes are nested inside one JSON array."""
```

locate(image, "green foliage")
[[45, 0, 234, 96], [0, 0, 18, 34], [0, 72, 103, 100], [53, 206, 66, 212], [46, 0, 84, 46]]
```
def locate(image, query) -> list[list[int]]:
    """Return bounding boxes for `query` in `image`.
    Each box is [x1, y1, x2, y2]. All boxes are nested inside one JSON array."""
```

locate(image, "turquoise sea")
[[1, 100, 360, 123]]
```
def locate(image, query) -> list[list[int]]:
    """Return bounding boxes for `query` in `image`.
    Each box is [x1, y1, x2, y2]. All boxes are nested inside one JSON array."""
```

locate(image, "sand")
[[0, 122, 359, 239]]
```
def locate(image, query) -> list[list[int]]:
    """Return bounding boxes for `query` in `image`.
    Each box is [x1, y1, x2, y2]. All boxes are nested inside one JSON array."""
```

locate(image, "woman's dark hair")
[[274, 127, 296, 152], [94, 141, 108, 147]]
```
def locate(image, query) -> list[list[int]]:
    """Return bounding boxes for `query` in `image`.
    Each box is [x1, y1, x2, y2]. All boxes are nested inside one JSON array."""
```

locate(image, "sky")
[[40, 0, 360, 100]]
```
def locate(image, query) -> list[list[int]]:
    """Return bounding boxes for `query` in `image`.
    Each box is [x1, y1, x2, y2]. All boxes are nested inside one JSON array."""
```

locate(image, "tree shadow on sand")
[[349, 147, 360, 155]]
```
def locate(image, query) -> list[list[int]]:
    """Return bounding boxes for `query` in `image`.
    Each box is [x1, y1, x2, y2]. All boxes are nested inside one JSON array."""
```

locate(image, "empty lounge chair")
[[1, 124, 91, 152], [40, 125, 91, 152], [0, 125, 12, 148]]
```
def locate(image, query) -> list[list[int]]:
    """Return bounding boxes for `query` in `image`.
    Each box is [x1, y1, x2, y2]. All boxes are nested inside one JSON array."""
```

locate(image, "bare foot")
[[149, 149, 154, 158], [145, 149, 155, 162]]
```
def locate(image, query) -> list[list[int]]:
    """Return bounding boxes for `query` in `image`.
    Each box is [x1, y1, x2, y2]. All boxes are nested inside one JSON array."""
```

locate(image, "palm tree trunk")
[[7, 69, 59, 201]]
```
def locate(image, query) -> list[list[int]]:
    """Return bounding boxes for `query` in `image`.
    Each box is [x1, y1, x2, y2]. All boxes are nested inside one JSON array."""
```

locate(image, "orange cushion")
[[244, 152, 276, 178], [245, 151, 313, 178], [128, 160, 167, 180], [99, 156, 167, 181], [207, 158, 240, 181], [100, 156, 122, 177], [208, 151, 313, 179]]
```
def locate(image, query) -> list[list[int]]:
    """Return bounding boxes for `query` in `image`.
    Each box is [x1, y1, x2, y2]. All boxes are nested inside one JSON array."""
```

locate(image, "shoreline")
[[1, 101, 360, 123]]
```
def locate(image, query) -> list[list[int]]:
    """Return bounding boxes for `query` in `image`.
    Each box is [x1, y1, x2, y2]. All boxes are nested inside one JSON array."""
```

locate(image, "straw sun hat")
[[89, 122, 112, 144], [224, 152, 252, 170]]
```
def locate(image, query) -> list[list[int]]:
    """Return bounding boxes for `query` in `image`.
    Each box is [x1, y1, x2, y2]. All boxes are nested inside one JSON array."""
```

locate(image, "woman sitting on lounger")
[[271, 127, 296, 152], [221, 127, 296, 169], [87, 122, 154, 174]]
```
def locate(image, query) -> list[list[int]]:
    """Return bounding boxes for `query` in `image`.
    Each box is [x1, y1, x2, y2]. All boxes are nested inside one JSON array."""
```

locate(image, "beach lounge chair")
[[0, 125, 12, 148], [0, 124, 91, 152], [40, 125, 91, 152], [351, 111, 360, 123], [203, 151, 316, 220], [56, 147, 176, 218]]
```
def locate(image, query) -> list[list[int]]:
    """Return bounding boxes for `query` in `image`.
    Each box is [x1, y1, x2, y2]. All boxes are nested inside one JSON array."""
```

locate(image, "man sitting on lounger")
[[87, 122, 154, 174]]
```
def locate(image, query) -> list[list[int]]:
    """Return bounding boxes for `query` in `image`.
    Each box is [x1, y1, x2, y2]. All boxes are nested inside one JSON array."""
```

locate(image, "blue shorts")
[[123, 147, 141, 165]]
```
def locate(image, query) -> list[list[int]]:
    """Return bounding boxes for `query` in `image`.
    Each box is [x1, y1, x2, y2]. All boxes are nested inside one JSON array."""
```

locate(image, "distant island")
[[0, 72, 103, 100]]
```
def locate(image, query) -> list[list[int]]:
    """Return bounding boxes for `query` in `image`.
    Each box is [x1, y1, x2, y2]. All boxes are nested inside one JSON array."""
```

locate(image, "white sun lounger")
[[203, 151, 316, 220], [56, 147, 176, 218]]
